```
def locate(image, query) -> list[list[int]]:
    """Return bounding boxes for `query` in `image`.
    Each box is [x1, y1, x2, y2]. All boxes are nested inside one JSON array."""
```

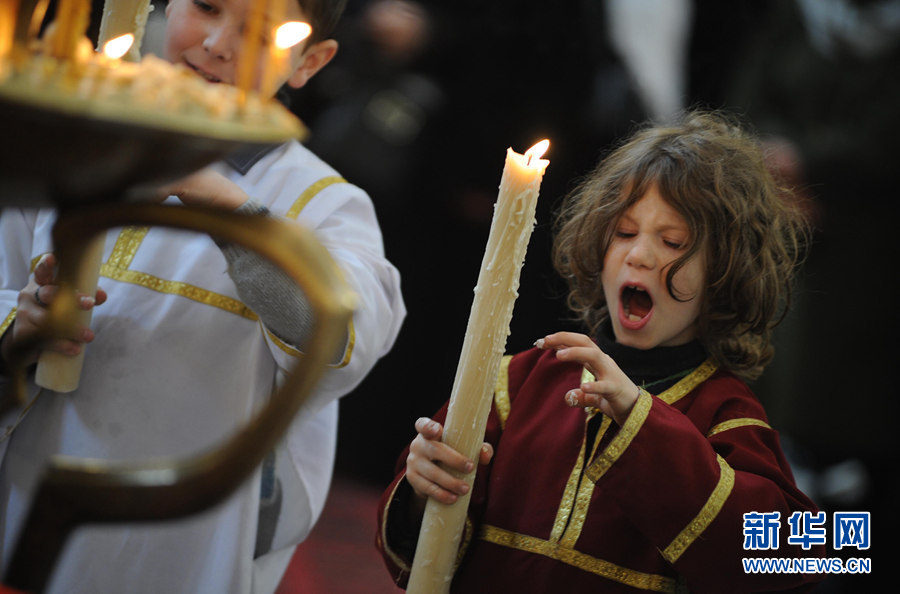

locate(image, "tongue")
[[630, 291, 653, 318]]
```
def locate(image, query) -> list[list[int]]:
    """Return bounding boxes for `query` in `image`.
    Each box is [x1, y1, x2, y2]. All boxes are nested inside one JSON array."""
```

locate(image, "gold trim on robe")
[[661, 454, 735, 563], [480, 524, 678, 593], [707, 417, 771, 438]]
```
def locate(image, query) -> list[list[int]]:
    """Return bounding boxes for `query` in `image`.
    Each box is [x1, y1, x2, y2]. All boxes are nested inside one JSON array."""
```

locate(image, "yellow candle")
[[50, 0, 90, 61], [236, 0, 268, 101], [406, 140, 550, 593], [0, 1, 17, 68]]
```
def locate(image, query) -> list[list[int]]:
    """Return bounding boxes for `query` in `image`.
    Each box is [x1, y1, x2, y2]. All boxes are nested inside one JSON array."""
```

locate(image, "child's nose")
[[625, 236, 657, 269], [203, 25, 239, 61]]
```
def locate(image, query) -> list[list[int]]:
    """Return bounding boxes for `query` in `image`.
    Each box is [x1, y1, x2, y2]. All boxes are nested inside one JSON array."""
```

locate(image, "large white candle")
[[96, 0, 152, 62], [406, 140, 550, 593]]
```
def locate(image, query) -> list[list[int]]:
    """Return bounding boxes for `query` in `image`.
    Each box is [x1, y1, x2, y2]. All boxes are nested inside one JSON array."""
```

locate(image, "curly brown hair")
[[552, 110, 810, 381]]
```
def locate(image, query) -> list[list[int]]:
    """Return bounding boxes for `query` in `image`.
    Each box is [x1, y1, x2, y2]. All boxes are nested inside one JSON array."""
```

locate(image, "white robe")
[[0, 140, 405, 593]]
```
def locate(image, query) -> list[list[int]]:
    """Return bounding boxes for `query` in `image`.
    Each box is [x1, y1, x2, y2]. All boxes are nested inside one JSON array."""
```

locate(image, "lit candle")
[[49, 0, 90, 61], [79, 33, 133, 97], [96, 0, 153, 62], [261, 20, 311, 98], [406, 140, 550, 593], [0, 1, 17, 68], [236, 0, 268, 100]]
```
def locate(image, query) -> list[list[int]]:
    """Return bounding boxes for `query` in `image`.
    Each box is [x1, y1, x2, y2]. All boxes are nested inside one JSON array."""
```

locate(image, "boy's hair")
[[299, 0, 347, 44], [552, 110, 810, 381]]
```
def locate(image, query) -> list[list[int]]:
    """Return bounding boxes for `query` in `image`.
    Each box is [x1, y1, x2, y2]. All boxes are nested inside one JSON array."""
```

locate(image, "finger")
[[414, 417, 443, 440], [553, 344, 604, 372], [406, 471, 464, 505], [33, 253, 57, 285], [94, 288, 108, 306], [477, 442, 494, 465], [43, 338, 86, 357], [76, 293, 97, 310], [565, 388, 592, 408], [406, 451, 470, 504], [535, 331, 594, 351], [33, 284, 60, 308]]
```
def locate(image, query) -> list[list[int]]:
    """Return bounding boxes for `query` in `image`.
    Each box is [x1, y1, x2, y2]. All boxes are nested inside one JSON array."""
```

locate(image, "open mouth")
[[622, 285, 653, 322]]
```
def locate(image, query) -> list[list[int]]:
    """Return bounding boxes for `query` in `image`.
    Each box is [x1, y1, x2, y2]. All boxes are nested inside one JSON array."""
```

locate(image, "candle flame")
[[275, 22, 312, 49], [103, 34, 134, 59], [525, 140, 550, 165]]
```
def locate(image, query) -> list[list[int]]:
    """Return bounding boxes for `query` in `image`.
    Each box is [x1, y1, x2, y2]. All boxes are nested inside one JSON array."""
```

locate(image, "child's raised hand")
[[1, 254, 107, 367], [536, 332, 640, 425], [405, 417, 493, 506]]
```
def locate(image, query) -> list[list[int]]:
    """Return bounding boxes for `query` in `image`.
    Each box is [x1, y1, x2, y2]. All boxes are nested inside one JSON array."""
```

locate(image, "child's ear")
[[286, 40, 338, 89]]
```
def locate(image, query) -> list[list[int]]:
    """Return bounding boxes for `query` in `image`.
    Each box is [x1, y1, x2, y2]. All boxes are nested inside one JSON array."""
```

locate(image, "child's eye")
[[664, 239, 686, 249], [193, 0, 216, 13], [615, 229, 636, 239]]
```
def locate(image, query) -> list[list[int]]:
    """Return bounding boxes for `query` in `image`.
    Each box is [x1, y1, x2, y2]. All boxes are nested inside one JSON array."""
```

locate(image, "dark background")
[[287, 2, 898, 591], [65, 1, 900, 590]]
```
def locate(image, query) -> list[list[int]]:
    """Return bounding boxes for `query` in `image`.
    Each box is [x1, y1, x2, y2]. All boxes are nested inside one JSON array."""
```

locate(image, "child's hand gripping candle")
[[406, 140, 550, 594], [34, 235, 105, 392]]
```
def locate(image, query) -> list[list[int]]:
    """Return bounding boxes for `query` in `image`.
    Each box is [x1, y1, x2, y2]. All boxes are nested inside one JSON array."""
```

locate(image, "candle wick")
[[526, 153, 533, 166]]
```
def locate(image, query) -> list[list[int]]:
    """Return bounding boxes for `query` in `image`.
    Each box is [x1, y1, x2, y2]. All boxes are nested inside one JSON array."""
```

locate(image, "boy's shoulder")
[[668, 366, 770, 432]]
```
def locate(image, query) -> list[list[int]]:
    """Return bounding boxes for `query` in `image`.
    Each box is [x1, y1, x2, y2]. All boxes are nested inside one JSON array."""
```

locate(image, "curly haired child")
[[376, 110, 825, 593]]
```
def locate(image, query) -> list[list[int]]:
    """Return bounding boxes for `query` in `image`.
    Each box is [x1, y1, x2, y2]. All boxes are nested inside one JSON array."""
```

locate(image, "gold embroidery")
[[1, 308, 15, 336], [549, 367, 600, 544], [106, 226, 148, 270], [285, 176, 347, 220], [561, 415, 611, 548], [381, 476, 414, 573], [481, 525, 677, 593], [104, 267, 258, 319], [97, 177, 351, 322], [331, 318, 355, 368], [494, 355, 513, 429], [707, 417, 771, 438], [29, 253, 49, 272], [657, 359, 718, 405], [662, 455, 735, 563], [265, 319, 356, 368], [550, 427, 589, 543], [585, 388, 652, 482]]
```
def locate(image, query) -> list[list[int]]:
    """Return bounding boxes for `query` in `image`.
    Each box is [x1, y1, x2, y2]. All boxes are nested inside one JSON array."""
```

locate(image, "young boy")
[[376, 111, 825, 592], [0, 1, 405, 592]]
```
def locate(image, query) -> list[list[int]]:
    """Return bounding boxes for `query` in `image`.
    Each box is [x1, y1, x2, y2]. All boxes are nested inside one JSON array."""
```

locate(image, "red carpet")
[[276, 475, 404, 593]]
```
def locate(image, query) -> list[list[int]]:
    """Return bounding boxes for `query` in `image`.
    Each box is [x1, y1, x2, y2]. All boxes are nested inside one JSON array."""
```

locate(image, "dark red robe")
[[377, 347, 826, 593]]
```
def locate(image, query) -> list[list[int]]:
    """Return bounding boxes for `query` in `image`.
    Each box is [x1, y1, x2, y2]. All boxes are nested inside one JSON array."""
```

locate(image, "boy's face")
[[163, 0, 335, 95], [600, 184, 705, 350]]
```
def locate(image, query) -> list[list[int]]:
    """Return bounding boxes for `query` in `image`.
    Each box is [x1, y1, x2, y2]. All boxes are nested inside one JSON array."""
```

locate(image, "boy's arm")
[[215, 199, 347, 362]]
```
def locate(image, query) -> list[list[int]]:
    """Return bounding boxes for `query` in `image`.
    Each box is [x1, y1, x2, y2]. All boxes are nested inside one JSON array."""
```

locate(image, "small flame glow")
[[275, 22, 312, 50], [103, 34, 134, 60], [525, 139, 550, 165]]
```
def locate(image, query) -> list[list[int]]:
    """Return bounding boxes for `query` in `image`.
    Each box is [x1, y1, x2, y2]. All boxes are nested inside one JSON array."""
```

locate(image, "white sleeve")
[[263, 178, 406, 415]]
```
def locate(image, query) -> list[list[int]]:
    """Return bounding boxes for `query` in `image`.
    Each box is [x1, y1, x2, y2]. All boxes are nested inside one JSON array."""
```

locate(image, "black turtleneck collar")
[[594, 321, 707, 394]]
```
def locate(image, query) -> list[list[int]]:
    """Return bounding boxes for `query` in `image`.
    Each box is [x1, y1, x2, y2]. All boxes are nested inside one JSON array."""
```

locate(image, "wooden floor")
[[276, 474, 404, 593]]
